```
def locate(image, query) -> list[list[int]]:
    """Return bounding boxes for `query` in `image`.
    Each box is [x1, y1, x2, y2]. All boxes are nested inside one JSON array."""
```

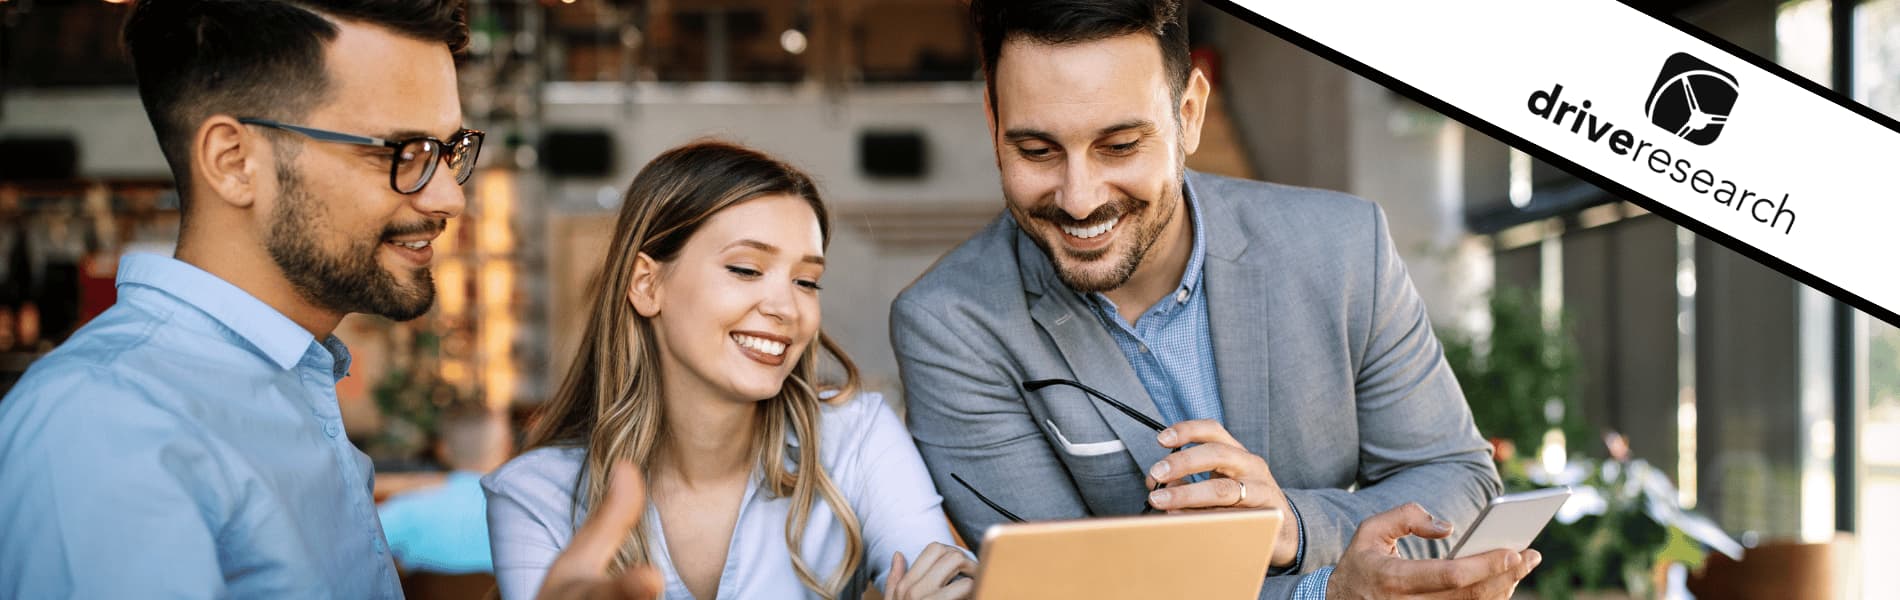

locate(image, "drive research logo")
[[1644, 52, 1739, 145], [1524, 52, 1793, 235]]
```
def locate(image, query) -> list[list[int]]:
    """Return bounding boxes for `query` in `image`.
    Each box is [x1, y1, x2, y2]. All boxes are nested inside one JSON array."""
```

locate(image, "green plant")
[[1441, 286, 1589, 458], [1498, 446, 1710, 599], [363, 326, 470, 464], [1442, 287, 1719, 597]]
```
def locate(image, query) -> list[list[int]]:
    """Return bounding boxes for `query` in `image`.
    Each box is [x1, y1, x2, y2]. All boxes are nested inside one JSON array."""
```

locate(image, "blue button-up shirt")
[[1083, 182, 1330, 598], [1084, 181, 1224, 438], [0, 253, 399, 598]]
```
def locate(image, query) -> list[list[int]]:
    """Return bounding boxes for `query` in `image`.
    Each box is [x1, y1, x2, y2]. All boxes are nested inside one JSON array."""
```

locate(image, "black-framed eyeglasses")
[[949, 378, 1176, 524], [237, 117, 484, 195]]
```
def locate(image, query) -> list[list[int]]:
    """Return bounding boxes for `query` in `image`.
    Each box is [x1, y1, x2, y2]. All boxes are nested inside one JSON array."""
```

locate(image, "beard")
[[1013, 174, 1182, 294], [266, 165, 439, 321]]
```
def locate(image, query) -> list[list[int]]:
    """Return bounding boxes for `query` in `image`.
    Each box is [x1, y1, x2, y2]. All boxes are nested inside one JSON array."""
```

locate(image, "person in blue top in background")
[[380, 404, 514, 575]]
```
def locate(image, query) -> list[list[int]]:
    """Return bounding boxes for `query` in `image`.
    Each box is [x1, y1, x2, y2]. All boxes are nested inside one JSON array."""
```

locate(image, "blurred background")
[[0, 0, 1895, 597]]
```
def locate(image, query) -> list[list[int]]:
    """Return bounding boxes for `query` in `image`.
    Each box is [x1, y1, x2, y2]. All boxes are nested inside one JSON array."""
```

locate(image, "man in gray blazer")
[[890, 1, 1541, 598]]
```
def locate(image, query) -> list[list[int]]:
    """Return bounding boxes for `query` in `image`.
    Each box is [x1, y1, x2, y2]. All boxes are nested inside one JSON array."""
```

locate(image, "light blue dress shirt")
[[380, 471, 494, 574], [1083, 182, 1330, 598], [483, 393, 962, 600], [0, 253, 400, 598]]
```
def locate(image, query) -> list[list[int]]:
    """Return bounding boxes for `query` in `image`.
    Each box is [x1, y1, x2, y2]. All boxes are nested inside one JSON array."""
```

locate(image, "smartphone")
[[1448, 487, 1572, 559]]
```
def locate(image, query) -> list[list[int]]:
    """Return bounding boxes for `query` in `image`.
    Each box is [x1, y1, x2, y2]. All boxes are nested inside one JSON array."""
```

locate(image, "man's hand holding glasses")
[[1142, 419, 1300, 569]]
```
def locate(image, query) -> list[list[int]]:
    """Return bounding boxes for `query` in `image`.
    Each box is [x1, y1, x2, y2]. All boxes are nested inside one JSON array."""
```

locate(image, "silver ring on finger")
[[1229, 479, 1248, 507]]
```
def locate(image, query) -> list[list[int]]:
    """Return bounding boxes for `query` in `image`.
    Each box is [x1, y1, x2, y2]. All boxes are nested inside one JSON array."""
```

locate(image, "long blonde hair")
[[523, 141, 864, 596]]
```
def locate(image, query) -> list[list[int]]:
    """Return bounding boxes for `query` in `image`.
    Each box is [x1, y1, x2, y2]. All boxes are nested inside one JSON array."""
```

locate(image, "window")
[[1845, 0, 1900, 594]]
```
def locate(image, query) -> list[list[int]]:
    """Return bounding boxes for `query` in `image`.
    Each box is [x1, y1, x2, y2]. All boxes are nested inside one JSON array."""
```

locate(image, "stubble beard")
[[1015, 169, 1184, 294], [266, 165, 437, 322]]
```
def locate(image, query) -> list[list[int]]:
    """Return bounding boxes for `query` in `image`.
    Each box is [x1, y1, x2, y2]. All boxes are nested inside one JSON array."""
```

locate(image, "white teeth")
[[733, 334, 786, 357], [1060, 216, 1119, 239], [391, 240, 430, 250]]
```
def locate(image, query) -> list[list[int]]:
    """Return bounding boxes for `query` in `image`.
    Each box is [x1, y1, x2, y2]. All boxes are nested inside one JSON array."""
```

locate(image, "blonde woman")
[[483, 141, 975, 600]]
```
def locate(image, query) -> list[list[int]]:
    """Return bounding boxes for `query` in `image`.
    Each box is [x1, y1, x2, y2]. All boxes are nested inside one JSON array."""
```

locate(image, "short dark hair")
[[970, 0, 1191, 117], [123, 0, 469, 199]]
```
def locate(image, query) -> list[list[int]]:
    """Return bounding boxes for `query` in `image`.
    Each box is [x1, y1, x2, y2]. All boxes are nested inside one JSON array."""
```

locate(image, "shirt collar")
[[319, 334, 354, 382], [1085, 178, 1209, 308], [115, 253, 326, 372], [1177, 176, 1209, 296]]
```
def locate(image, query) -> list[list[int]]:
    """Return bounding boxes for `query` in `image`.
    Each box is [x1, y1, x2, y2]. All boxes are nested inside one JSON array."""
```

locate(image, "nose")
[[756, 278, 800, 324], [1056, 153, 1106, 220], [410, 163, 468, 220]]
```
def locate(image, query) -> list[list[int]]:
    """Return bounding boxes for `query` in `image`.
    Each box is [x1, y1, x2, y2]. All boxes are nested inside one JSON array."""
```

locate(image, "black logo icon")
[[1645, 53, 1739, 146]]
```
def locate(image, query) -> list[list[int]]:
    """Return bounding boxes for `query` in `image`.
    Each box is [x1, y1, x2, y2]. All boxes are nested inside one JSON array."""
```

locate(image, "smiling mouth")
[[1059, 216, 1120, 240], [381, 237, 437, 267], [732, 333, 786, 356], [381, 220, 446, 258], [732, 332, 790, 366]]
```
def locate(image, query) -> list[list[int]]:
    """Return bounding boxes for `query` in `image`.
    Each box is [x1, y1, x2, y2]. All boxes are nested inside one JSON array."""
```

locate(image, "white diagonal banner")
[[1216, 0, 1900, 325]]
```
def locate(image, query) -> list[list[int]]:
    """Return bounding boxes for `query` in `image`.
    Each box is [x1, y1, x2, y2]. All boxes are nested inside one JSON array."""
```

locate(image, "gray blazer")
[[889, 171, 1501, 599]]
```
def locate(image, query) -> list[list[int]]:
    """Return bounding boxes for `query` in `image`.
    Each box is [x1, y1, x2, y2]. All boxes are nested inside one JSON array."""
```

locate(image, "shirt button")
[[324, 421, 341, 437], [1177, 289, 1189, 303], [1138, 343, 1150, 353]]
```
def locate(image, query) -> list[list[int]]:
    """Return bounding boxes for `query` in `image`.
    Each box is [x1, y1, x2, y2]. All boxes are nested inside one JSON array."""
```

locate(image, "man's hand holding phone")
[[1325, 503, 1542, 600]]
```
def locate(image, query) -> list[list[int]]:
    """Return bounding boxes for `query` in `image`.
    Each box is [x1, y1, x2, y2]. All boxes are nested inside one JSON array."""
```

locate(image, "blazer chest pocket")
[[1046, 418, 1125, 457], [1043, 419, 1147, 512]]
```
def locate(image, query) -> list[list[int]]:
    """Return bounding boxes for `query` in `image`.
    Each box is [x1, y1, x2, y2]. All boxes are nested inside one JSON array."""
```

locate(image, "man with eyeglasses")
[[891, 1, 1538, 598], [0, 1, 656, 598]]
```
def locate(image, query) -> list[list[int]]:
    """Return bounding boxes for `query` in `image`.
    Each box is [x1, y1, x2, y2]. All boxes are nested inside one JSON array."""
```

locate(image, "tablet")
[[973, 509, 1282, 600], [1449, 487, 1573, 559]]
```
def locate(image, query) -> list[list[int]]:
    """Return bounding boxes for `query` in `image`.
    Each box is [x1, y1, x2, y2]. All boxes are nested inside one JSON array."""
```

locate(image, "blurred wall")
[[2, 90, 167, 178], [1203, 7, 1491, 335], [1682, 0, 1827, 541]]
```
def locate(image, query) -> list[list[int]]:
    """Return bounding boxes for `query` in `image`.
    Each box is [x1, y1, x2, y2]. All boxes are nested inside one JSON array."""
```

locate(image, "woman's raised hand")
[[535, 460, 666, 600]]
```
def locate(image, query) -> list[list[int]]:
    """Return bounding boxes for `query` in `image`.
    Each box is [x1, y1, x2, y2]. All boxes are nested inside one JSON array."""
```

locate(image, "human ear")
[[1178, 68, 1212, 156], [626, 252, 664, 318], [983, 84, 999, 140], [983, 84, 1004, 168], [195, 115, 266, 209]]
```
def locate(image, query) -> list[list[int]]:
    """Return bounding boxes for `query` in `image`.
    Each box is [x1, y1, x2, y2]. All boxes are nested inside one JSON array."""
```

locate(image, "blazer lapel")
[[1196, 173, 1275, 460], [1017, 228, 1171, 475]]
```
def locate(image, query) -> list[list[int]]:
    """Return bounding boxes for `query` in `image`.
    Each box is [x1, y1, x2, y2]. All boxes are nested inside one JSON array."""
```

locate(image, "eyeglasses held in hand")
[[1022, 379, 1168, 432], [238, 117, 484, 195], [951, 378, 1174, 524]]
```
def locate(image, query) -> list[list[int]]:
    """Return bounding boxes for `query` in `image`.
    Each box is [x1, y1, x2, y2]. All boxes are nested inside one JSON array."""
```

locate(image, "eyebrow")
[[1002, 119, 1156, 144], [726, 239, 825, 265], [1002, 127, 1055, 144], [1096, 119, 1155, 137], [375, 126, 465, 142]]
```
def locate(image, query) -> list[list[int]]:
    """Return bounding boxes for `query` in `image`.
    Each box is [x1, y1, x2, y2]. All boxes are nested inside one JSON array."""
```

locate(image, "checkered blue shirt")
[[1083, 182, 1224, 438], [1084, 180, 1332, 598]]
